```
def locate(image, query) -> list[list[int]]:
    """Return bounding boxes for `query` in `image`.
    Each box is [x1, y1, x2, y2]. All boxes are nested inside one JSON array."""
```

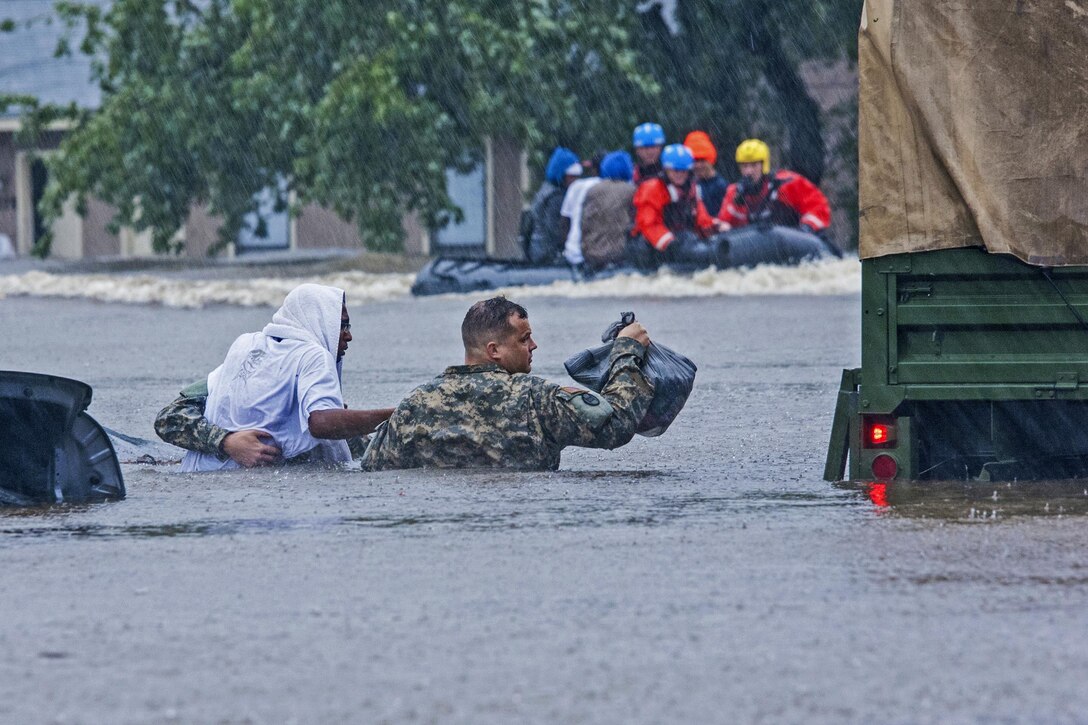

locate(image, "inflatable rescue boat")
[[411, 224, 836, 296]]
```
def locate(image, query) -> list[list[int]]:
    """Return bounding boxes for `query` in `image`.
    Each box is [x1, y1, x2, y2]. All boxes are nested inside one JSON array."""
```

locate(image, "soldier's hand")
[[222, 429, 282, 467], [617, 322, 650, 348]]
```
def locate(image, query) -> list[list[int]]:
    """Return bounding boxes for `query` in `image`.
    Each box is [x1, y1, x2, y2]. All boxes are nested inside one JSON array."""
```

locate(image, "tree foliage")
[[2, 0, 861, 255]]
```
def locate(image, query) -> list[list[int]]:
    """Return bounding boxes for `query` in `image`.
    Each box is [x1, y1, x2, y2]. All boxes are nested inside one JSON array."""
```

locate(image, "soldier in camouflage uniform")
[[154, 379, 238, 462], [154, 381, 372, 464], [361, 297, 654, 471]]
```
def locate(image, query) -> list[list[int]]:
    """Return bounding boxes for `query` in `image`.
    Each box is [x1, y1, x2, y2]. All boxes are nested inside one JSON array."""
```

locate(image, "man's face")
[[635, 145, 662, 165], [693, 159, 715, 180], [739, 161, 764, 184], [665, 169, 691, 187], [492, 315, 537, 374], [338, 305, 352, 360]]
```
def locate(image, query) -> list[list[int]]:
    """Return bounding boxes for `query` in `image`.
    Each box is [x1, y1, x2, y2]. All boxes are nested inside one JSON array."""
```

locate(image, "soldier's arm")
[[154, 381, 284, 466], [153, 380, 231, 459], [538, 336, 654, 450], [359, 419, 401, 471]]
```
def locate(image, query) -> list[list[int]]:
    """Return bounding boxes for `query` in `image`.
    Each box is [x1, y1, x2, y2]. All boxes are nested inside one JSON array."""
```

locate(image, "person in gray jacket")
[[577, 151, 636, 271]]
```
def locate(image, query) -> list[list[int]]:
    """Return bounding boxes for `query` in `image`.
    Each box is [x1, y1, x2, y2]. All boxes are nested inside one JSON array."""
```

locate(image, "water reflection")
[[0, 483, 860, 542], [839, 480, 1088, 520]]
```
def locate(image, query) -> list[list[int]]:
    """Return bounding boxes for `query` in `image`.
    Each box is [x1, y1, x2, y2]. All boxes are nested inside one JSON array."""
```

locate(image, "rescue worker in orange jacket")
[[719, 139, 831, 236], [629, 144, 728, 269]]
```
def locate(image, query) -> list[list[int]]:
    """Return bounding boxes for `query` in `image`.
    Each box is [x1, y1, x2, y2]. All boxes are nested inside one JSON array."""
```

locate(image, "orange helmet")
[[683, 131, 717, 165]]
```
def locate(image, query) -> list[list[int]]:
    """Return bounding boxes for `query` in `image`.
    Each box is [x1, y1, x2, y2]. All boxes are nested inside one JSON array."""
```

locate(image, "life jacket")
[[633, 160, 663, 185], [660, 174, 702, 233], [734, 174, 797, 226], [722, 170, 831, 231]]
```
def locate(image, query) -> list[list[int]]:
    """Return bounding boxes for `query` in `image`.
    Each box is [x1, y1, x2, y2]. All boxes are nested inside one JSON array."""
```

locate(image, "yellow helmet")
[[735, 138, 770, 174]]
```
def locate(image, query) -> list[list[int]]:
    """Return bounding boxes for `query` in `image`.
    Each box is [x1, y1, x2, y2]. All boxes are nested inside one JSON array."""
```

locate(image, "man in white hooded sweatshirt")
[[172, 284, 391, 471]]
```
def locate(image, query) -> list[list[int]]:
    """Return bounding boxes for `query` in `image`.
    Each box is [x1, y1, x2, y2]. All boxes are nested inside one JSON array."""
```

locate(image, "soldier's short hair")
[[462, 296, 528, 351]]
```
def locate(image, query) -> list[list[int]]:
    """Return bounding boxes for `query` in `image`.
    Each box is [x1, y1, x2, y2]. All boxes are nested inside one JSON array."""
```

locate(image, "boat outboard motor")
[[0, 371, 124, 506]]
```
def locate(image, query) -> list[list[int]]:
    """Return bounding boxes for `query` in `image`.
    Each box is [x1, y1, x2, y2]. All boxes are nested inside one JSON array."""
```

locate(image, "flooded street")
[[3, 289, 1088, 723]]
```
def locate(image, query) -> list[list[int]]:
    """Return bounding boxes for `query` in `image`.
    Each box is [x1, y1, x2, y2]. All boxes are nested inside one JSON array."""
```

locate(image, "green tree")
[[4, 0, 653, 255], [3, 0, 861, 255], [636, 0, 861, 183]]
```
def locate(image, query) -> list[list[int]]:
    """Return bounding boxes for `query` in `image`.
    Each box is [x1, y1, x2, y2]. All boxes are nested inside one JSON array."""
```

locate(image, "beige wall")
[[293, 204, 362, 250], [81, 197, 120, 257], [0, 134, 17, 248], [401, 211, 428, 256], [49, 197, 82, 258], [489, 135, 526, 260], [1, 126, 527, 259], [183, 205, 225, 258]]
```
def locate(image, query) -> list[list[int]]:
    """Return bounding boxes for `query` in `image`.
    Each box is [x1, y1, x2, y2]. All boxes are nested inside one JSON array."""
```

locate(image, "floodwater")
[[3, 280, 1088, 724]]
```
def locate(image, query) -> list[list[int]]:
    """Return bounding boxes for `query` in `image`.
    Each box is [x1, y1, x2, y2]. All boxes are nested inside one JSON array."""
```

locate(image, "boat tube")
[[0, 371, 125, 506], [411, 224, 836, 296]]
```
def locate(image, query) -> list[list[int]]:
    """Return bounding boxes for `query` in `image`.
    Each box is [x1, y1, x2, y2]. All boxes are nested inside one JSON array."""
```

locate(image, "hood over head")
[[545, 147, 580, 185], [263, 283, 346, 361], [600, 151, 635, 182]]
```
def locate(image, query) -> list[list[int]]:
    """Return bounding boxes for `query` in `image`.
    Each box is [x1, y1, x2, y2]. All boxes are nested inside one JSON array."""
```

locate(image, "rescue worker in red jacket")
[[629, 143, 729, 269], [720, 139, 832, 236]]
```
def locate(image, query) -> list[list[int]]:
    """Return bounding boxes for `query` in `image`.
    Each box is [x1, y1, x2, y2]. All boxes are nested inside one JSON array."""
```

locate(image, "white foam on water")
[[0, 270, 417, 308], [481, 256, 860, 300], [0, 257, 859, 308]]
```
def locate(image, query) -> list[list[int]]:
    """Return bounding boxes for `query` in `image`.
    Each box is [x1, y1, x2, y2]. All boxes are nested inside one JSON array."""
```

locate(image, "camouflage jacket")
[[154, 380, 230, 460], [360, 337, 654, 471], [153, 380, 369, 460]]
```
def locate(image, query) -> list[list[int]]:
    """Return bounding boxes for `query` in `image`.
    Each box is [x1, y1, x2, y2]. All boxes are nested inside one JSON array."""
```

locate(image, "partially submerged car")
[[0, 371, 124, 505]]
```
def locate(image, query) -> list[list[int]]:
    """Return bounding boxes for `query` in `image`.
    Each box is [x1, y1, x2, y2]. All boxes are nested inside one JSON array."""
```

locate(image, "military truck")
[[825, 0, 1088, 482]]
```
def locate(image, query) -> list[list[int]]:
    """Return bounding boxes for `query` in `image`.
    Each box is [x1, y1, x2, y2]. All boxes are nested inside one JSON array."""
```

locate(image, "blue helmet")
[[599, 151, 635, 182], [632, 122, 666, 148], [544, 146, 580, 186], [661, 143, 694, 171]]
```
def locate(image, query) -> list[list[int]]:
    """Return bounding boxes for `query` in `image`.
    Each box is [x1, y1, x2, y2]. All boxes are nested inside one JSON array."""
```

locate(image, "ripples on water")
[[14, 474, 1088, 544]]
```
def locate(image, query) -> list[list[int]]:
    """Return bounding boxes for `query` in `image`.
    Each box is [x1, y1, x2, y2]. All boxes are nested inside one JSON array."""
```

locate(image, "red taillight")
[[870, 423, 891, 445], [871, 454, 898, 480], [863, 416, 897, 448]]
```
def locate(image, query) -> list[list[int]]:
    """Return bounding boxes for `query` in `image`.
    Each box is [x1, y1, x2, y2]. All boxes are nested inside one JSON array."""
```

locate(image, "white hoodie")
[[181, 284, 352, 471]]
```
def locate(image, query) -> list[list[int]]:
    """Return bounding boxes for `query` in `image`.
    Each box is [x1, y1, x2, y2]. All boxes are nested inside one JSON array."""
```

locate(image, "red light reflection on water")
[[866, 482, 889, 507]]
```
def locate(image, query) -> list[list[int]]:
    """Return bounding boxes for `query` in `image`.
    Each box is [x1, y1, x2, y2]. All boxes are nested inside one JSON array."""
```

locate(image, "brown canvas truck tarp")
[[859, 0, 1088, 265]]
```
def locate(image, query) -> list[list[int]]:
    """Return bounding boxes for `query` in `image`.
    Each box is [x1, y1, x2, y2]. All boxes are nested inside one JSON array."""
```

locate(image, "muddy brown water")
[[2, 293, 1087, 724]]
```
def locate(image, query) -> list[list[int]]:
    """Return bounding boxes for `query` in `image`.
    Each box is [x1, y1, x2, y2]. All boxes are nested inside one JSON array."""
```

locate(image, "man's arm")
[[153, 381, 282, 466], [538, 325, 655, 451], [308, 407, 395, 440], [780, 174, 831, 232], [154, 383, 231, 459], [633, 181, 674, 251]]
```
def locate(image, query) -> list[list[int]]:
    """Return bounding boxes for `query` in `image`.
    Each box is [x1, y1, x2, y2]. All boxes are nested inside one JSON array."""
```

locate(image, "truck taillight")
[[870, 423, 892, 445], [871, 454, 898, 480], [863, 416, 897, 448]]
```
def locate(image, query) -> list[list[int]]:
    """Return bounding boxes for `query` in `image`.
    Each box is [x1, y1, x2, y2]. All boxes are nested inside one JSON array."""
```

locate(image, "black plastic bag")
[[564, 312, 697, 437]]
